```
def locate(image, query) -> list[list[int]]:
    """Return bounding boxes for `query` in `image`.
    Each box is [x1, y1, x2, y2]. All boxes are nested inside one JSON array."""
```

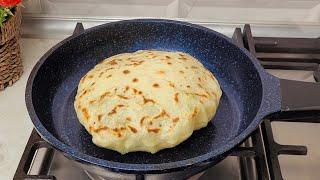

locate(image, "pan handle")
[[280, 79, 320, 111]]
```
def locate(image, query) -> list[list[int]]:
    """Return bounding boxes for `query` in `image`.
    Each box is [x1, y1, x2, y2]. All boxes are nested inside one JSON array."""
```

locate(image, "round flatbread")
[[74, 50, 222, 154]]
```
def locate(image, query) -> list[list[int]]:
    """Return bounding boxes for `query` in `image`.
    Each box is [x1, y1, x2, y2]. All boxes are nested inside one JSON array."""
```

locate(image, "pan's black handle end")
[[73, 22, 85, 36], [280, 79, 320, 111]]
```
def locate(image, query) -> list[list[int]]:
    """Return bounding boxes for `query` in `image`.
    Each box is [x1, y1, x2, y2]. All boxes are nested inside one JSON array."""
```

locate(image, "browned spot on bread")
[[126, 117, 131, 121], [82, 108, 90, 120], [83, 89, 88, 95], [167, 62, 172, 65], [169, 81, 175, 88], [138, 91, 143, 95], [93, 126, 109, 133], [157, 70, 165, 74], [154, 110, 170, 119], [111, 128, 124, 138], [108, 107, 117, 116], [133, 61, 144, 66], [124, 86, 130, 93], [153, 83, 159, 88], [191, 66, 198, 69], [99, 92, 111, 101], [133, 88, 138, 94], [90, 82, 96, 87], [125, 60, 144, 66], [98, 72, 104, 78], [187, 85, 191, 88], [148, 128, 160, 133], [149, 121, 153, 125], [104, 67, 114, 72], [128, 125, 137, 133], [173, 117, 179, 122], [107, 104, 124, 116], [108, 59, 118, 65], [97, 114, 103, 121], [106, 74, 112, 79], [178, 57, 187, 61], [79, 90, 88, 98], [89, 100, 96, 104], [191, 108, 199, 118], [143, 96, 155, 104], [112, 128, 120, 133], [205, 90, 211, 97], [88, 75, 94, 79], [179, 70, 184, 74], [111, 127, 126, 137], [101, 91, 111, 97], [187, 92, 208, 98], [185, 67, 189, 69], [198, 77, 201, 81], [123, 70, 130, 74], [132, 78, 138, 83], [165, 55, 171, 59], [140, 116, 148, 125], [174, 93, 179, 103], [198, 83, 204, 88], [117, 95, 129, 99]]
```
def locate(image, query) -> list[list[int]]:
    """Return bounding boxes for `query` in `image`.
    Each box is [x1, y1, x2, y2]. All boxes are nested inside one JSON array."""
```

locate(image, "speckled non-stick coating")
[[26, 19, 281, 173]]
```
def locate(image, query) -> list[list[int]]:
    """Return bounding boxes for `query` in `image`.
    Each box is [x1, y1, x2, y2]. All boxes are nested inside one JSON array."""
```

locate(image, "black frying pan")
[[26, 19, 320, 174]]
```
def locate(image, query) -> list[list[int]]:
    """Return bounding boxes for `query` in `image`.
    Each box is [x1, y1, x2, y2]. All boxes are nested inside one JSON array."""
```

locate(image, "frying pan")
[[26, 19, 320, 175]]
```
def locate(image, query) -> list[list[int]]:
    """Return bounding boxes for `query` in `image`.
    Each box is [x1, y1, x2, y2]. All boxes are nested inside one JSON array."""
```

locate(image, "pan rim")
[[25, 18, 278, 173]]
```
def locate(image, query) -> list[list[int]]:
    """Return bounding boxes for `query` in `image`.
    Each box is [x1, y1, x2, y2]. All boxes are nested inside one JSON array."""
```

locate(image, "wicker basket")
[[0, 7, 22, 90], [0, 7, 22, 45]]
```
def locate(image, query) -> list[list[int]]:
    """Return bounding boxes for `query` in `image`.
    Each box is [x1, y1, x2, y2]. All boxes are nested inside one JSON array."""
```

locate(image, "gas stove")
[[13, 23, 320, 180]]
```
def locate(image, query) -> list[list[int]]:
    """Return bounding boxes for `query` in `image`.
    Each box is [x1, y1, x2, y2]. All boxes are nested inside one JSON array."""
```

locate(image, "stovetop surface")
[[9, 23, 320, 180], [47, 152, 242, 180], [25, 68, 318, 180]]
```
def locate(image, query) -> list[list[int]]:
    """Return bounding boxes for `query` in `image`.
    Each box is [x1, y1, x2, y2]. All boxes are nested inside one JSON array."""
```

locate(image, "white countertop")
[[0, 38, 60, 180]]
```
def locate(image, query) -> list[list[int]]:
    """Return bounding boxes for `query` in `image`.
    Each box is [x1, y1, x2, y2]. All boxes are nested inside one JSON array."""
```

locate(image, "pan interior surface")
[[30, 20, 263, 165]]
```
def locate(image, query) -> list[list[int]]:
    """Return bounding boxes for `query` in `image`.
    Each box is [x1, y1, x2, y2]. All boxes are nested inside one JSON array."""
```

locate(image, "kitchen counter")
[[0, 38, 61, 180]]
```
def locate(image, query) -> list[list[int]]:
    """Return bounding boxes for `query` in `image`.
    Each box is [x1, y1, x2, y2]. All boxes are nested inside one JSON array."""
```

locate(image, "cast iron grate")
[[243, 24, 320, 180], [242, 24, 320, 82]]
